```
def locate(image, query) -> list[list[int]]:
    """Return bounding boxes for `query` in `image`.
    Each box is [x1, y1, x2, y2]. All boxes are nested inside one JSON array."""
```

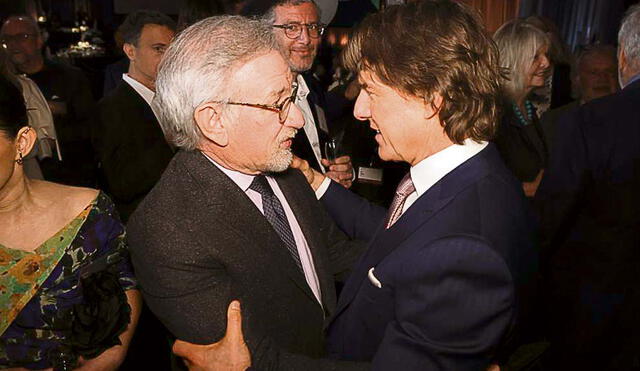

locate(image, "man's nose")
[[285, 102, 305, 129]]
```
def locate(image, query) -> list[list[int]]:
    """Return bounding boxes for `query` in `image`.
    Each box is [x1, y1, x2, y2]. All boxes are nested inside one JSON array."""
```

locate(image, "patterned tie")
[[249, 175, 303, 272], [385, 173, 416, 228]]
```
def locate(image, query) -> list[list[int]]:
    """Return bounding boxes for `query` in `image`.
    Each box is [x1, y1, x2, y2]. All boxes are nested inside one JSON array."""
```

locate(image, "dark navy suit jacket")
[[323, 144, 538, 370]]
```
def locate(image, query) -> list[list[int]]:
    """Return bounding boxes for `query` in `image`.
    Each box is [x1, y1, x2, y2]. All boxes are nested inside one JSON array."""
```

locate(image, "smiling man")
[[243, 0, 355, 188], [126, 15, 366, 371]]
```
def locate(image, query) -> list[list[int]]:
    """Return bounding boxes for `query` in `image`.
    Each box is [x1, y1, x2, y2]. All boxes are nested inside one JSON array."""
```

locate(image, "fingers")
[[290, 156, 309, 171], [224, 300, 244, 345]]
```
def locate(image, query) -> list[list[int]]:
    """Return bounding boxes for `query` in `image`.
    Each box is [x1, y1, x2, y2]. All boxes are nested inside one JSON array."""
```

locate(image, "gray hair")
[[493, 19, 550, 100], [153, 15, 277, 150], [618, 3, 640, 65]]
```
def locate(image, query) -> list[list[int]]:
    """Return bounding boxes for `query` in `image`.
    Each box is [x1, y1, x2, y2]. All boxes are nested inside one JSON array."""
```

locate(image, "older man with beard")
[[126, 15, 366, 370]]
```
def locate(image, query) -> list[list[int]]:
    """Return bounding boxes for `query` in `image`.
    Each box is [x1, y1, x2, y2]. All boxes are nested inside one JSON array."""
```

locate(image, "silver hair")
[[263, 0, 321, 25], [618, 4, 640, 65], [493, 19, 550, 100], [153, 15, 277, 150]]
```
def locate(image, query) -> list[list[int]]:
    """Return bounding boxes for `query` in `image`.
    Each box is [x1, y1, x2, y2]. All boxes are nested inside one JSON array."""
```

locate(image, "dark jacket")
[[94, 81, 174, 222], [127, 150, 368, 370], [324, 145, 539, 370]]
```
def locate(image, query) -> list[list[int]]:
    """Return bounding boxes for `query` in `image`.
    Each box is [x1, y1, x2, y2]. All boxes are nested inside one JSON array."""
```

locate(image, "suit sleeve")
[[371, 236, 514, 371], [127, 210, 369, 371], [321, 181, 387, 241]]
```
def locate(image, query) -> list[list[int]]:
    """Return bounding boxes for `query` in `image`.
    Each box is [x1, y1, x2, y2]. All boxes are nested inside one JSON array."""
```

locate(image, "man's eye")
[[285, 24, 300, 31]]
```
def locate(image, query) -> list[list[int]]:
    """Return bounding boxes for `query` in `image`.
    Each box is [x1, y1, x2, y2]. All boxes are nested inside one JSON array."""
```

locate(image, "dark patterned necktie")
[[385, 173, 416, 228], [249, 175, 303, 272]]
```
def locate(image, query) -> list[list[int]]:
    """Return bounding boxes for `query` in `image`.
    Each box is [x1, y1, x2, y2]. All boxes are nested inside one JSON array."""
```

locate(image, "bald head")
[[0, 15, 44, 74]]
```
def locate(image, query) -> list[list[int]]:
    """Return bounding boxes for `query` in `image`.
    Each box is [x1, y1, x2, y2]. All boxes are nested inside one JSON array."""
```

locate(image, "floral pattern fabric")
[[0, 192, 137, 369]]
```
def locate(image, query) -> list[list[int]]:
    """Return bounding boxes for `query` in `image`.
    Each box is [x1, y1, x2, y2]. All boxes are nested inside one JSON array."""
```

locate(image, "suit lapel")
[[179, 152, 319, 307], [332, 183, 455, 317]]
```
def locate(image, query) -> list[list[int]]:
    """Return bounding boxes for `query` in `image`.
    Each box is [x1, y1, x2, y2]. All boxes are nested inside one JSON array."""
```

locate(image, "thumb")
[[224, 300, 244, 344], [173, 339, 199, 359], [321, 158, 331, 167]]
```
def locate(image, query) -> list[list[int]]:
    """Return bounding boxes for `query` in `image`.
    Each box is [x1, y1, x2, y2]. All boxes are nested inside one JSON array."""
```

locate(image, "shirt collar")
[[624, 72, 640, 89], [410, 138, 488, 197], [202, 152, 256, 192], [122, 73, 155, 107], [295, 74, 310, 102]]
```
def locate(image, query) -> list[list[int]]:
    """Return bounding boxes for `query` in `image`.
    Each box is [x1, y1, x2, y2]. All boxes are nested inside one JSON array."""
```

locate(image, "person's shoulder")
[[32, 180, 100, 218]]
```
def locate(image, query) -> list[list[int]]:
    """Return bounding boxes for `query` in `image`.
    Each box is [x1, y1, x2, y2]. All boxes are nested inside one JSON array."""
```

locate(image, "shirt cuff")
[[315, 177, 332, 199]]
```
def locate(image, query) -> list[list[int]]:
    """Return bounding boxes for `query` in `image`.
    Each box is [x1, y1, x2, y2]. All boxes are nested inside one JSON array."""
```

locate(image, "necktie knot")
[[249, 175, 273, 197], [386, 173, 415, 228]]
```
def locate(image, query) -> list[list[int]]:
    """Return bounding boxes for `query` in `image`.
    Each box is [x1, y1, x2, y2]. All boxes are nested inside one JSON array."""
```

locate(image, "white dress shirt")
[[295, 74, 325, 172], [205, 154, 323, 306], [317, 139, 488, 216]]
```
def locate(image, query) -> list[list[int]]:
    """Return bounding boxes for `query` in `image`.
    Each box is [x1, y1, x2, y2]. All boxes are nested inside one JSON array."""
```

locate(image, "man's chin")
[[263, 150, 293, 173], [289, 60, 314, 74]]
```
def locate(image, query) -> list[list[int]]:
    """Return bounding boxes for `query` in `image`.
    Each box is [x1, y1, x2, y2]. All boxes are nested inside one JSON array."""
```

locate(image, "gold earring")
[[16, 152, 23, 165]]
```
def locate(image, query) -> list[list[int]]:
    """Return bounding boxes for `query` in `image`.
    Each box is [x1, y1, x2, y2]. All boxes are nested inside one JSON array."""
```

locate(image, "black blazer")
[[495, 103, 548, 182], [94, 81, 174, 222], [534, 79, 640, 368], [127, 150, 367, 370], [323, 145, 539, 369]]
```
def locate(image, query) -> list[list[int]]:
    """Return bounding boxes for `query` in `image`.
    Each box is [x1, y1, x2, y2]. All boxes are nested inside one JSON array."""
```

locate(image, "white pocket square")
[[367, 267, 382, 288]]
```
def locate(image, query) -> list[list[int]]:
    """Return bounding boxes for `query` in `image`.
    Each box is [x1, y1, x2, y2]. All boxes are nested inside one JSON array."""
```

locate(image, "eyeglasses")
[[216, 84, 299, 123], [273, 23, 326, 39], [0, 33, 37, 46]]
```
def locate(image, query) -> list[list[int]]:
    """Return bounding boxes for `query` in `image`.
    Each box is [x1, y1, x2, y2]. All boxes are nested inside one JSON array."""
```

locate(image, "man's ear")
[[195, 102, 228, 146], [123, 43, 136, 62], [15, 126, 37, 160]]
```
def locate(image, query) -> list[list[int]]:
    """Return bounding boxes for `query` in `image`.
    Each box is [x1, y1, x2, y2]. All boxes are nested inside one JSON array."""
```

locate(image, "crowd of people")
[[0, 0, 638, 370]]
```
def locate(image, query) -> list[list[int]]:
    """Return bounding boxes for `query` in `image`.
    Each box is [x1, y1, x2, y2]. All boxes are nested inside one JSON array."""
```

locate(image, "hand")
[[522, 169, 544, 197], [322, 155, 353, 189], [74, 346, 125, 371], [291, 156, 325, 191], [173, 301, 251, 371]]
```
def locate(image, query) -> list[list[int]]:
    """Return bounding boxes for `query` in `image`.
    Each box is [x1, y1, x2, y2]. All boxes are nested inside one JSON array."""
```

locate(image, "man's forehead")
[[274, 3, 319, 22], [230, 51, 293, 98]]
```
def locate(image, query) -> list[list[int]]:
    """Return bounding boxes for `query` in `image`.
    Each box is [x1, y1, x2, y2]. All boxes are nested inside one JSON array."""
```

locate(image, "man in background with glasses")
[[127, 15, 366, 371], [243, 0, 355, 188], [1, 15, 96, 187]]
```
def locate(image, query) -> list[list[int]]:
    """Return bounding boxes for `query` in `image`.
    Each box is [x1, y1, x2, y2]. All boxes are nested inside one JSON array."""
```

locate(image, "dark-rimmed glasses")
[[273, 23, 325, 39], [217, 83, 298, 123]]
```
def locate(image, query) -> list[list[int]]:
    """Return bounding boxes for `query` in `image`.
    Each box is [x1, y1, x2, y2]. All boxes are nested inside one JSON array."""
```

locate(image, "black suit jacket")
[[94, 81, 174, 222], [323, 145, 539, 370], [127, 150, 367, 370], [534, 79, 640, 368]]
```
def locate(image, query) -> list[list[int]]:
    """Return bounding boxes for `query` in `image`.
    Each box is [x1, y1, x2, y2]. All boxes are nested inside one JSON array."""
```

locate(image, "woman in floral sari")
[[0, 69, 141, 369]]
